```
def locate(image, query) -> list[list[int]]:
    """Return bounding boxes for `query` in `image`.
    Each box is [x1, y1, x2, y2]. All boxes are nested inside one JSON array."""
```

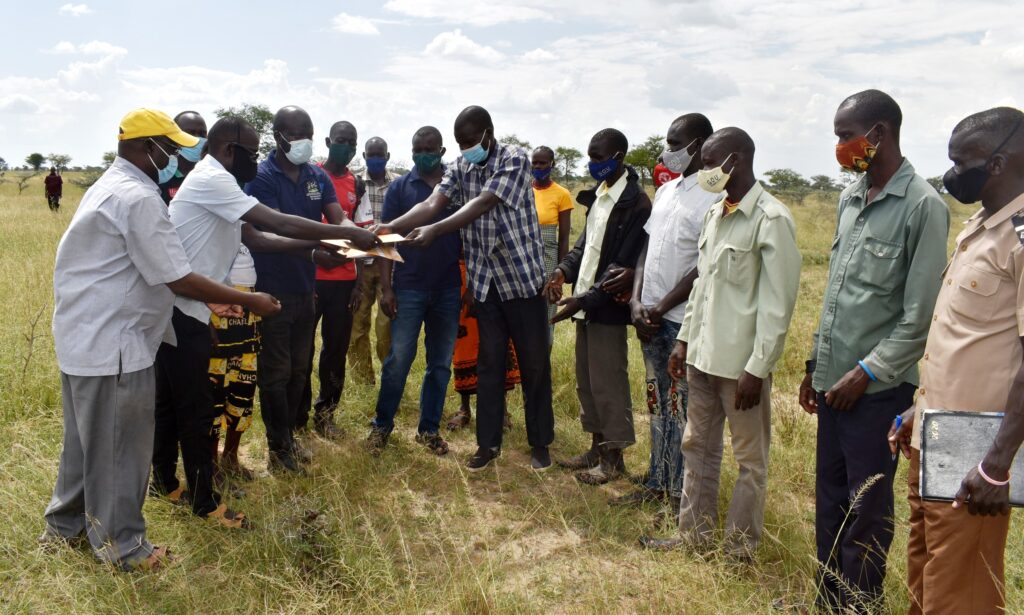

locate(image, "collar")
[[112, 156, 158, 191], [597, 171, 628, 201], [362, 168, 393, 185], [850, 157, 916, 206], [727, 181, 764, 217], [317, 161, 350, 181], [205, 155, 227, 173], [458, 142, 504, 175], [982, 192, 1024, 230], [679, 173, 699, 190]]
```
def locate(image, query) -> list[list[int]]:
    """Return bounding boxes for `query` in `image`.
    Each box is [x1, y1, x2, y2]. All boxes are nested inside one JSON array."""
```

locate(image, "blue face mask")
[[179, 137, 207, 163], [532, 167, 553, 182], [365, 156, 388, 175], [148, 139, 179, 185], [461, 129, 490, 165], [588, 152, 620, 182]]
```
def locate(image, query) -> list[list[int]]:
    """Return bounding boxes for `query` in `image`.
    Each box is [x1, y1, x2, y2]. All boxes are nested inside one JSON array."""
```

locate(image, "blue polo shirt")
[[382, 167, 461, 292], [244, 149, 338, 295]]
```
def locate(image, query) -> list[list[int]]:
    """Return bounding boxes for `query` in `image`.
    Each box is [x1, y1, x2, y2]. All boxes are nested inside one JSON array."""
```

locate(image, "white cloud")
[[0, 94, 42, 114], [522, 48, 556, 62], [58, 3, 92, 17], [424, 29, 502, 62], [49, 40, 127, 57], [384, 0, 551, 26], [331, 12, 380, 35], [49, 41, 77, 54]]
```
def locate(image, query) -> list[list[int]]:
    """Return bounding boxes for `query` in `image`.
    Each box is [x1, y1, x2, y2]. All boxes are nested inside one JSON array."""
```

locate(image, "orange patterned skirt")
[[452, 260, 521, 394]]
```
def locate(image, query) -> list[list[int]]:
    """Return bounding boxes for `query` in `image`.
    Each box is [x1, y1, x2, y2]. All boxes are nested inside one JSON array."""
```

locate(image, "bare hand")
[[551, 296, 583, 324], [601, 266, 634, 296], [349, 284, 363, 314], [370, 223, 396, 236], [249, 292, 282, 317], [546, 270, 566, 304], [799, 372, 819, 415], [406, 225, 438, 248], [824, 365, 871, 411], [350, 227, 382, 251], [735, 371, 763, 411], [462, 289, 477, 318], [668, 341, 687, 380], [208, 303, 243, 318], [313, 247, 349, 270], [887, 408, 915, 460], [380, 288, 397, 320], [953, 464, 1011, 516]]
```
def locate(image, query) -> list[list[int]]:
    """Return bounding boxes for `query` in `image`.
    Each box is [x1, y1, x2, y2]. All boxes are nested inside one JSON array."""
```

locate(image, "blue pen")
[[892, 415, 903, 461]]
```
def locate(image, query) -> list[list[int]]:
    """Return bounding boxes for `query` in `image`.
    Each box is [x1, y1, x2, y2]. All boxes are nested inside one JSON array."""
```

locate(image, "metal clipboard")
[[919, 409, 1024, 507]]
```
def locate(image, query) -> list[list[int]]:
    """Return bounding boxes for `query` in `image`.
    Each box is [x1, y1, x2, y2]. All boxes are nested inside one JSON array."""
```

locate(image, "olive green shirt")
[[679, 182, 801, 379], [810, 158, 949, 394]]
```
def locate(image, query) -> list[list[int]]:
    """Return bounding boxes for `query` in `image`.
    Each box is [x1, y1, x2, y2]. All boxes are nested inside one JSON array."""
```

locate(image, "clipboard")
[[919, 409, 1024, 507]]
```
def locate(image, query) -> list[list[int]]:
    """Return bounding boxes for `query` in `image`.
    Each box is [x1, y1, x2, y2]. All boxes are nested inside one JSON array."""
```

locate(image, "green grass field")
[[0, 171, 1018, 614]]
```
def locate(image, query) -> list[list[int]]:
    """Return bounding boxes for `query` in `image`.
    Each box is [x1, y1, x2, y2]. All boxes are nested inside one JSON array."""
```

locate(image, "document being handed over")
[[322, 233, 406, 263]]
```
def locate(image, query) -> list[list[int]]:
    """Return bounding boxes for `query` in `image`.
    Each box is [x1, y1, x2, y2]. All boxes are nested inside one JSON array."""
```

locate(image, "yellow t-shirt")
[[533, 181, 574, 225]]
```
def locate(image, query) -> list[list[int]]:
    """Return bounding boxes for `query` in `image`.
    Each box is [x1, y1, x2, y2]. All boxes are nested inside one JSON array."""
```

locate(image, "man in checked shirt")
[[378, 105, 554, 472]]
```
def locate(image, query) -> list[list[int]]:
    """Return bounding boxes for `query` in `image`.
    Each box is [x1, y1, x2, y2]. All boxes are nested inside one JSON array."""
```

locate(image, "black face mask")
[[943, 118, 1021, 204], [230, 144, 259, 186]]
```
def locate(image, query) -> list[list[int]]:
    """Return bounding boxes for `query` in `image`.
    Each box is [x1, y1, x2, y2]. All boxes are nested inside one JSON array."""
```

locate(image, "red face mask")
[[835, 126, 879, 173]]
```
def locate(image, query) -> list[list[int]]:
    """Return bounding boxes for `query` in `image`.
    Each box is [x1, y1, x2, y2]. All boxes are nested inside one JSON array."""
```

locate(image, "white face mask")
[[283, 138, 314, 165], [697, 153, 736, 193], [661, 137, 698, 174]]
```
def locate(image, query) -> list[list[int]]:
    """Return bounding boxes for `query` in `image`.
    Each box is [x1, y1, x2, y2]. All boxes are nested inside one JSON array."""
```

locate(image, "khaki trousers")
[[907, 449, 1010, 615], [679, 366, 771, 554], [575, 321, 634, 448], [347, 263, 391, 383]]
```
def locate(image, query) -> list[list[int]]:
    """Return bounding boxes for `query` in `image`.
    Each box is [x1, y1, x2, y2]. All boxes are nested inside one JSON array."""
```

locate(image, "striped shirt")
[[438, 143, 545, 302]]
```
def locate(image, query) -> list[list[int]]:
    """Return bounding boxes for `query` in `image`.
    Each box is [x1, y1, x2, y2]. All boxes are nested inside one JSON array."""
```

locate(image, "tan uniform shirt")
[[913, 193, 1024, 448]]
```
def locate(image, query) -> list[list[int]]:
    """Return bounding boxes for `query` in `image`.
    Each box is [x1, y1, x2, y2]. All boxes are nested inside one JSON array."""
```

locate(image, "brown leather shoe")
[[446, 407, 471, 431], [557, 433, 601, 470]]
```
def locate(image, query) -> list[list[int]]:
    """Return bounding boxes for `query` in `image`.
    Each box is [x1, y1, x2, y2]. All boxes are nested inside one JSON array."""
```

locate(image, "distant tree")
[[0, 156, 8, 172], [623, 134, 663, 186], [214, 103, 274, 156], [809, 174, 841, 192], [926, 176, 946, 194], [17, 172, 39, 194], [764, 168, 811, 193], [47, 153, 72, 172], [499, 134, 532, 152], [554, 146, 583, 181], [838, 169, 860, 187], [25, 153, 46, 171], [102, 151, 117, 169]]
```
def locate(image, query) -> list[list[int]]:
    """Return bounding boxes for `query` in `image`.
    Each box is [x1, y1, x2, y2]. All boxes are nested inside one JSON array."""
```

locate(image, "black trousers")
[[297, 279, 356, 428], [815, 382, 916, 612], [153, 308, 220, 516], [474, 286, 554, 450], [257, 292, 315, 457]]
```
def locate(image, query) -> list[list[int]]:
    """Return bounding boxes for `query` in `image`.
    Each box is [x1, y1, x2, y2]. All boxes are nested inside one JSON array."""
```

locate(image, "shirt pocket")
[[949, 265, 1003, 322], [855, 237, 904, 292], [717, 242, 756, 286]]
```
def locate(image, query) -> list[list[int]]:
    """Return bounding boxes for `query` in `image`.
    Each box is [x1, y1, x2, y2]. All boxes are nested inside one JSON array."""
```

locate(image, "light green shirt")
[[679, 182, 801, 379], [810, 158, 949, 394]]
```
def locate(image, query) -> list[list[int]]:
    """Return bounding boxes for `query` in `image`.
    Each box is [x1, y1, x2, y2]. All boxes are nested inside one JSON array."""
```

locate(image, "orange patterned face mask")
[[835, 126, 879, 172]]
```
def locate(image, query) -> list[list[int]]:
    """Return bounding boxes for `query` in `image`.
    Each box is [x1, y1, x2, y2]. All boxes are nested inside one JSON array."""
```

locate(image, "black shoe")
[[466, 447, 499, 472], [292, 440, 313, 465], [530, 446, 552, 472], [314, 418, 343, 441], [365, 427, 390, 456], [268, 451, 306, 475]]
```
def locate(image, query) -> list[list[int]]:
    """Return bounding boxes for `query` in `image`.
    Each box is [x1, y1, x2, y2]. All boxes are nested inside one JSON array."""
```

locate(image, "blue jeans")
[[372, 286, 461, 435], [642, 319, 687, 497]]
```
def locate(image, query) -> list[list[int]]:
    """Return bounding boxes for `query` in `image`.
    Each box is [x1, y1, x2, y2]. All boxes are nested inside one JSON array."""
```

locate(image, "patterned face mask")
[[835, 125, 879, 173]]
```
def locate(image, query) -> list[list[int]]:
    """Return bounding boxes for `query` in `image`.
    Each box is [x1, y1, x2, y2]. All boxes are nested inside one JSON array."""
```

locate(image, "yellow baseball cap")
[[117, 108, 200, 147]]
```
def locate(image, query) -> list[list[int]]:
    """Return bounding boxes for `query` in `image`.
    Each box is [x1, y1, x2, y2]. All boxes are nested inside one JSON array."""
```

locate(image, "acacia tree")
[[25, 153, 45, 171], [809, 174, 841, 192], [0, 156, 8, 172], [623, 134, 663, 186], [214, 103, 274, 156], [763, 168, 811, 193], [499, 134, 532, 151], [47, 153, 72, 172], [926, 176, 946, 194], [554, 146, 582, 181]]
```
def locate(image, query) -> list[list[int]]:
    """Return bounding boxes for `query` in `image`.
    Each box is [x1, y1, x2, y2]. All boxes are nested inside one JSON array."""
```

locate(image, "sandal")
[[206, 504, 252, 530], [123, 546, 176, 572], [166, 485, 189, 505], [446, 408, 471, 431], [415, 432, 450, 456]]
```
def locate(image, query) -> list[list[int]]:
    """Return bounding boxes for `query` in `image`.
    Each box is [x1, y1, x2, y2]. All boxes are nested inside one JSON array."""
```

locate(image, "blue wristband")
[[858, 360, 878, 382]]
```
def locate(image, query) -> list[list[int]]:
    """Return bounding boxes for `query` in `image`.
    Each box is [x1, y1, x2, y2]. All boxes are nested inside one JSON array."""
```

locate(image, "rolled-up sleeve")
[[744, 214, 802, 378]]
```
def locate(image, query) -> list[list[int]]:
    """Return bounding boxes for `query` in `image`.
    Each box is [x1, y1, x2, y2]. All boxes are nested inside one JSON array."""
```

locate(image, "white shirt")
[[229, 244, 258, 287], [641, 173, 720, 323], [52, 157, 192, 377], [575, 172, 628, 319], [169, 156, 258, 323]]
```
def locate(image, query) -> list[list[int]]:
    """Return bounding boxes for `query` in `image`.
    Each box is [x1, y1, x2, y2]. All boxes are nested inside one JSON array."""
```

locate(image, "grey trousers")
[[679, 366, 771, 555], [575, 320, 635, 448], [44, 368, 156, 566]]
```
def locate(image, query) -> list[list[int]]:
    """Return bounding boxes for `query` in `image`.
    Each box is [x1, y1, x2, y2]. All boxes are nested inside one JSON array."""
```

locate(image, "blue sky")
[[1, 0, 1022, 179]]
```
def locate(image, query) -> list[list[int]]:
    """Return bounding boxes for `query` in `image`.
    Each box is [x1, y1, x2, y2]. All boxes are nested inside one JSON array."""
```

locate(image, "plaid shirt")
[[361, 168, 395, 224], [438, 143, 545, 302]]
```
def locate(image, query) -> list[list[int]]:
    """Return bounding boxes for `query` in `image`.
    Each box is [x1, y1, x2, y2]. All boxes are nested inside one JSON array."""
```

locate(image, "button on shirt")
[[383, 166, 462, 292], [169, 156, 259, 324], [811, 159, 949, 394], [912, 194, 1024, 448], [437, 143, 546, 302], [679, 182, 801, 379], [641, 174, 720, 324], [52, 157, 192, 376], [244, 150, 338, 295]]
